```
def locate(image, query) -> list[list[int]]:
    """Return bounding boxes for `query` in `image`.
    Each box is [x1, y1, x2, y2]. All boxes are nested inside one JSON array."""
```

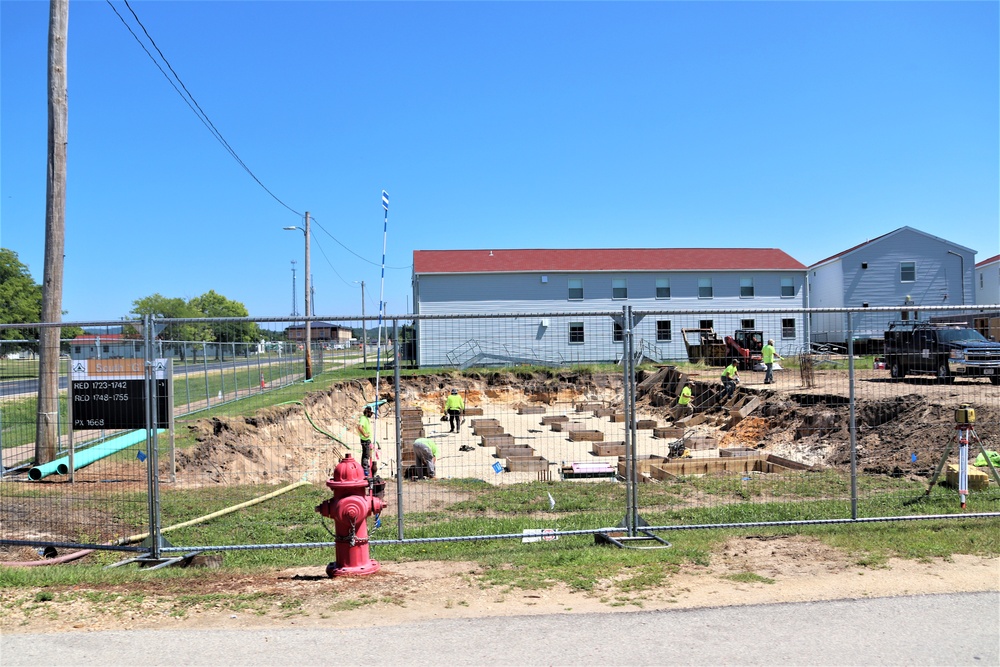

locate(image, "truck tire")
[[889, 361, 906, 380], [990, 376, 1000, 386], [936, 363, 954, 385]]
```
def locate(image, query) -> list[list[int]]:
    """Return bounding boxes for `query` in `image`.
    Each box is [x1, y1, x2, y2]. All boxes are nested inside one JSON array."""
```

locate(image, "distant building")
[[412, 248, 807, 367], [69, 334, 137, 359], [807, 226, 976, 348], [285, 322, 352, 344], [976, 254, 1000, 306]]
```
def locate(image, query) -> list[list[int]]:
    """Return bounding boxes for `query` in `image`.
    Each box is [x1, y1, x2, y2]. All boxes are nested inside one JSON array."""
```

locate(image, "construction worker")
[[356, 405, 374, 477], [721, 360, 740, 399], [445, 388, 465, 433], [762, 339, 782, 385], [677, 384, 694, 417], [412, 437, 439, 480]]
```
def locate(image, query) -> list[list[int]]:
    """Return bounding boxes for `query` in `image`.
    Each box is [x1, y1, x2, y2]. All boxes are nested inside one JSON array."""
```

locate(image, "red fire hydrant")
[[315, 454, 382, 577]]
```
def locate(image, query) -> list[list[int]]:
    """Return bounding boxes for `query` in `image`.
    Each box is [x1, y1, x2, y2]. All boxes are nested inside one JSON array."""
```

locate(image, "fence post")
[[847, 310, 858, 519], [622, 306, 637, 536], [203, 343, 210, 408], [144, 314, 163, 560], [393, 318, 404, 540]]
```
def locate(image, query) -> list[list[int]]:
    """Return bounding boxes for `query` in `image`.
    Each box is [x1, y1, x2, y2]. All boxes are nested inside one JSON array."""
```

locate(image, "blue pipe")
[[27, 429, 164, 481]]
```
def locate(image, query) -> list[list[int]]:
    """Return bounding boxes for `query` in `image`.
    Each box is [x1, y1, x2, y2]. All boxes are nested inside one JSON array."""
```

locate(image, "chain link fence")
[[2, 306, 998, 562]]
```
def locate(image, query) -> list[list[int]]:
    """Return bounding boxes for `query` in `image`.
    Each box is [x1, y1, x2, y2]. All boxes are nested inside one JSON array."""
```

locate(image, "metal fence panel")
[[2, 306, 998, 561]]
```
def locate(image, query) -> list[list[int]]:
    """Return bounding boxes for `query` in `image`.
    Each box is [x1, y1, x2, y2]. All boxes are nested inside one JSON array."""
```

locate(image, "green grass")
[[4, 475, 996, 591]]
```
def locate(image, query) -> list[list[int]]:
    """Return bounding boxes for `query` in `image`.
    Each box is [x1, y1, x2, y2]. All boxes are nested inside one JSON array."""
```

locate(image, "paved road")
[[2, 592, 997, 666]]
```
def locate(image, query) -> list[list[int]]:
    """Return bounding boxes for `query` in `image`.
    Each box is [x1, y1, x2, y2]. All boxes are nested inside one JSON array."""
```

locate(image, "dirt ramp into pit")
[[172, 383, 383, 487]]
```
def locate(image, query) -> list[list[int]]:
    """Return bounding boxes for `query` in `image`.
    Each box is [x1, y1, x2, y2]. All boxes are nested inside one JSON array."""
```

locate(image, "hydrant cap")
[[326, 453, 368, 490]]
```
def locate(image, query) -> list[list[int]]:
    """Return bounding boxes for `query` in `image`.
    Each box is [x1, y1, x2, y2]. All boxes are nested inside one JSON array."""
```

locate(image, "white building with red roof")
[[411, 247, 807, 367]]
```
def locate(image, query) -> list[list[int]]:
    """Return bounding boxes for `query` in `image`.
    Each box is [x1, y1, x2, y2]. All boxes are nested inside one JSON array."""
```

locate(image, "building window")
[[741, 319, 755, 330], [74, 346, 81, 354], [698, 278, 713, 299], [980, 273, 984, 289], [655, 278, 670, 299], [612, 322, 623, 343], [781, 278, 795, 298], [569, 322, 585, 344], [900, 262, 916, 282], [656, 320, 672, 342], [568, 279, 583, 300], [612, 278, 627, 299], [781, 318, 796, 339], [740, 278, 754, 298], [700, 319, 714, 330], [102, 346, 109, 353]]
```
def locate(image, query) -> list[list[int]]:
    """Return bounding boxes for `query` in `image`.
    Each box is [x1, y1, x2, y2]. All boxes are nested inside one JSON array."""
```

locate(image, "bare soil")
[[2, 538, 996, 633], [162, 365, 999, 486]]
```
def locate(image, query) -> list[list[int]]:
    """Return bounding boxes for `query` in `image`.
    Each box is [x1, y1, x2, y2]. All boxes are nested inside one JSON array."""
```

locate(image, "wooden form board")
[[506, 456, 549, 472], [464, 407, 484, 416], [540, 415, 569, 425], [473, 425, 506, 436], [550, 421, 588, 432], [496, 444, 535, 458], [517, 405, 547, 415], [481, 434, 515, 447], [591, 441, 625, 456], [685, 436, 718, 450], [568, 429, 605, 442], [470, 418, 500, 428], [617, 455, 668, 476], [649, 454, 813, 479]]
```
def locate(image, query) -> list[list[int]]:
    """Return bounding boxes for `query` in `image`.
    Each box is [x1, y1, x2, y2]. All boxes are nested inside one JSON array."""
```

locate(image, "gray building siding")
[[976, 259, 1000, 306], [808, 227, 976, 345], [414, 270, 807, 366]]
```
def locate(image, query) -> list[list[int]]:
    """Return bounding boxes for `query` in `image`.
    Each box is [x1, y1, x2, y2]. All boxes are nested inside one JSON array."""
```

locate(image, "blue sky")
[[2, 1, 998, 323]]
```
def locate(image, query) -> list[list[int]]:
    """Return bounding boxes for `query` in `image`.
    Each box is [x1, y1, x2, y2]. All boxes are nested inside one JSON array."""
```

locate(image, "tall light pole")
[[354, 280, 366, 367], [284, 212, 312, 380]]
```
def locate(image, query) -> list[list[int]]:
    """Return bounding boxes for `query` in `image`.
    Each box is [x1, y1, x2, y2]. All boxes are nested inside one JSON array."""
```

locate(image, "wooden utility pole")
[[35, 0, 68, 464]]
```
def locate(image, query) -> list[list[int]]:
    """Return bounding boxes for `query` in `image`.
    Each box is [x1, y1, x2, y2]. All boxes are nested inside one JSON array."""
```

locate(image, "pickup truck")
[[884, 322, 1000, 385]]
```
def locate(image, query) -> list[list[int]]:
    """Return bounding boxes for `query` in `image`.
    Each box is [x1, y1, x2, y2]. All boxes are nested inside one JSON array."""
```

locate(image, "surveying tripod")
[[927, 421, 1000, 508]]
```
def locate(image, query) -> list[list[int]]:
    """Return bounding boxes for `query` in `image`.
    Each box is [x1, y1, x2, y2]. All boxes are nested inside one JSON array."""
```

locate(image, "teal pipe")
[[28, 429, 164, 481]]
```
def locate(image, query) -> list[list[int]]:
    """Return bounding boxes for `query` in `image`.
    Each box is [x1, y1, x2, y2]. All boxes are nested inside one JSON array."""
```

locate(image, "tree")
[[131, 293, 209, 361], [0, 248, 43, 340], [129, 290, 261, 361], [190, 290, 261, 357]]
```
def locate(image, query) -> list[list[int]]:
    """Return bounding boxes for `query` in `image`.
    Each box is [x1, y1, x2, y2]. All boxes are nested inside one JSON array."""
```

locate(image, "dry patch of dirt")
[[2, 537, 996, 634]]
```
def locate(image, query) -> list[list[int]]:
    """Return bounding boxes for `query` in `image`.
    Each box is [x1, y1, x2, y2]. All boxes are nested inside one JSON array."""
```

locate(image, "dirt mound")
[[173, 371, 998, 486]]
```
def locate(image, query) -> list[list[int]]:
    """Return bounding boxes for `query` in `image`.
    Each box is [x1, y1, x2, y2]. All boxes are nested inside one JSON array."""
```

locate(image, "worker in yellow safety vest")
[[762, 339, 782, 385], [445, 389, 465, 433], [721, 361, 740, 399], [356, 405, 374, 477], [677, 384, 694, 416]]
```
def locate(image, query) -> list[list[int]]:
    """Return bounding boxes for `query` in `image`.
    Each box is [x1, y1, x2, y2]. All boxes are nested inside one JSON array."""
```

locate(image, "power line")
[[106, 3, 413, 276], [310, 215, 412, 270], [107, 0, 301, 216]]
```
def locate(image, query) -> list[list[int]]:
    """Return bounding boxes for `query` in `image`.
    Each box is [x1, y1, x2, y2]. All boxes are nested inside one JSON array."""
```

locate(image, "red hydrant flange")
[[316, 453, 382, 577]]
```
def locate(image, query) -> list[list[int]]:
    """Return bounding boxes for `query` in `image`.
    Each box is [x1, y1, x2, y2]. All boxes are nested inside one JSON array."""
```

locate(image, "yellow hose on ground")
[[2, 481, 314, 567], [116, 480, 312, 545]]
